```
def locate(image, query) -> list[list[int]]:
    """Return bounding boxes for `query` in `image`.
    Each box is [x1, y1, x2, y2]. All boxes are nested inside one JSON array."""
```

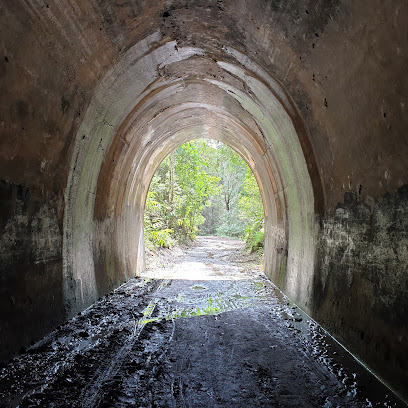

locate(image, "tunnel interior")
[[64, 45, 318, 318], [1, 0, 407, 402]]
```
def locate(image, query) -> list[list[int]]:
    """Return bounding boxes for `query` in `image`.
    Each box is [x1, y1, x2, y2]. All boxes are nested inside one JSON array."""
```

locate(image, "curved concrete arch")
[[64, 35, 319, 317], [121, 119, 282, 278]]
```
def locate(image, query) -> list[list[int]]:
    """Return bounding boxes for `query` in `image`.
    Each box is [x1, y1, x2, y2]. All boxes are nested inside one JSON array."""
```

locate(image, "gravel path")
[[0, 237, 404, 407]]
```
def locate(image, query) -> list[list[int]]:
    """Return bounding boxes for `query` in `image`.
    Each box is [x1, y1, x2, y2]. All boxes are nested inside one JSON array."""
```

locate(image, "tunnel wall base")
[[312, 187, 408, 402], [0, 180, 65, 361]]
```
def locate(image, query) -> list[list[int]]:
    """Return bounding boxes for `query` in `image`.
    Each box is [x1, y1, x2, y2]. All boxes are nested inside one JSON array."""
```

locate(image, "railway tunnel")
[[0, 0, 407, 402]]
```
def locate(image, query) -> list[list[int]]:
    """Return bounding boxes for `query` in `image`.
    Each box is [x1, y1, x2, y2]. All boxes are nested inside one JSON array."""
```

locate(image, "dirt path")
[[144, 236, 263, 280], [0, 237, 404, 407]]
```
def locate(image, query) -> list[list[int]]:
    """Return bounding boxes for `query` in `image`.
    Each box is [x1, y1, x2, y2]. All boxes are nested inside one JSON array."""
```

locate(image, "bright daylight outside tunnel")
[[0, 0, 407, 407], [142, 139, 266, 277], [143, 140, 265, 253]]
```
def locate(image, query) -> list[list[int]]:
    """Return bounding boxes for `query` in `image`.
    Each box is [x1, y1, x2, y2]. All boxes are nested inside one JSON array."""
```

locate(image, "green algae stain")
[[164, 298, 224, 321], [232, 294, 249, 300], [192, 285, 207, 290], [143, 290, 254, 326], [160, 279, 170, 289], [203, 298, 221, 314], [140, 317, 161, 325], [278, 254, 287, 289], [253, 281, 265, 291]]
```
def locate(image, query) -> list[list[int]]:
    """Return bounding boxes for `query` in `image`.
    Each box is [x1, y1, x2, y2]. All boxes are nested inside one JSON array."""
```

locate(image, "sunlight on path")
[[141, 236, 263, 281]]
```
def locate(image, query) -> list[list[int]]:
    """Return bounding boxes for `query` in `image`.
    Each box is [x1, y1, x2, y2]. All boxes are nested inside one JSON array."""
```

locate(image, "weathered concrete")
[[314, 187, 408, 397], [0, 181, 65, 361], [0, 0, 407, 401]]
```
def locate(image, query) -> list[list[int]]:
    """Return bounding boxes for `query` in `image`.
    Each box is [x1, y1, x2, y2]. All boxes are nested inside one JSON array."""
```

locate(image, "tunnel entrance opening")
[[143, 138, 265, 280]]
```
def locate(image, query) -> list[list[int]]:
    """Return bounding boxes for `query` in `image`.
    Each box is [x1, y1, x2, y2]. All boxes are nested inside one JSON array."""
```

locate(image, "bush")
[[145, 228, 176, 249], [243, 222, 264, 253]]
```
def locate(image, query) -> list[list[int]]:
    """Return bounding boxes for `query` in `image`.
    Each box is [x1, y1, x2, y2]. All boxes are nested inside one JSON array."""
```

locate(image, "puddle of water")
[[141, 278, 271, 328]]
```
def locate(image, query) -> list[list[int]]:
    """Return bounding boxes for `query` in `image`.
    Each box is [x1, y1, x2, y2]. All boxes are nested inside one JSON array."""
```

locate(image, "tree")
[[144, 139, 264, 251], [238, 168, 264, 251], [144, 140, 220, 247]]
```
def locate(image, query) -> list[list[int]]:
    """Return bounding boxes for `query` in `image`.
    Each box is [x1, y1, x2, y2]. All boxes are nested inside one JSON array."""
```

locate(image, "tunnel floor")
[[0, 237, 404, 407]]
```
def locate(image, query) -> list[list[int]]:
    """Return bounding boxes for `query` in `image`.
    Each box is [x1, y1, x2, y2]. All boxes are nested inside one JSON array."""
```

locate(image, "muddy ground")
[[0, 236, 405, 407]]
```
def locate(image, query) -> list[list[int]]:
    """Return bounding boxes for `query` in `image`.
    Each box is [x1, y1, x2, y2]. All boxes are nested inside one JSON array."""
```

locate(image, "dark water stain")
[[313, 186, 408, 402]]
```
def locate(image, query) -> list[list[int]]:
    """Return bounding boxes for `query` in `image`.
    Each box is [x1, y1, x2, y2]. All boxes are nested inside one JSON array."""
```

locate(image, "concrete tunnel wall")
[[0, 0, 407, 401], [65, 42, 316, 318]]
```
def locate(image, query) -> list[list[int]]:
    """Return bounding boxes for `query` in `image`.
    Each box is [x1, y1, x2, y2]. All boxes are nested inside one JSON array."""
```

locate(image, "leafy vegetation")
[[238, 169, 265, 252], [144, 139, 264, 252]]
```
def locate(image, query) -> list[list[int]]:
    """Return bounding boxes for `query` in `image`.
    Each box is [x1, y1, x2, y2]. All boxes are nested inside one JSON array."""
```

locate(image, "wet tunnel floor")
[[0, 237, 405, 408]]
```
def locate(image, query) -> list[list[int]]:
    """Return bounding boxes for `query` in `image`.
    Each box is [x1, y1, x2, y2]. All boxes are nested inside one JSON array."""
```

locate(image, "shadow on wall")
[[0, 181, 65, 361]]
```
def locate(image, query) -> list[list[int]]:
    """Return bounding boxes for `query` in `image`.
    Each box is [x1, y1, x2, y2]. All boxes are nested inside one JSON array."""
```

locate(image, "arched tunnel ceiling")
[[64, 35, 319, 316]]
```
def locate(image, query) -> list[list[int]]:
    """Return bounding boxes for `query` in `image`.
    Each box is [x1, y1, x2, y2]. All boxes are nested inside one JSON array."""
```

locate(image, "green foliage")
[[146, 228, 176, 249], [216, 209, 244, 237], [144, 139, 264, 251], [243, 222, 265, 253], [200, 141, 248, 237], [144, 141, 220, 246], [238, 168, 265, 251]]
